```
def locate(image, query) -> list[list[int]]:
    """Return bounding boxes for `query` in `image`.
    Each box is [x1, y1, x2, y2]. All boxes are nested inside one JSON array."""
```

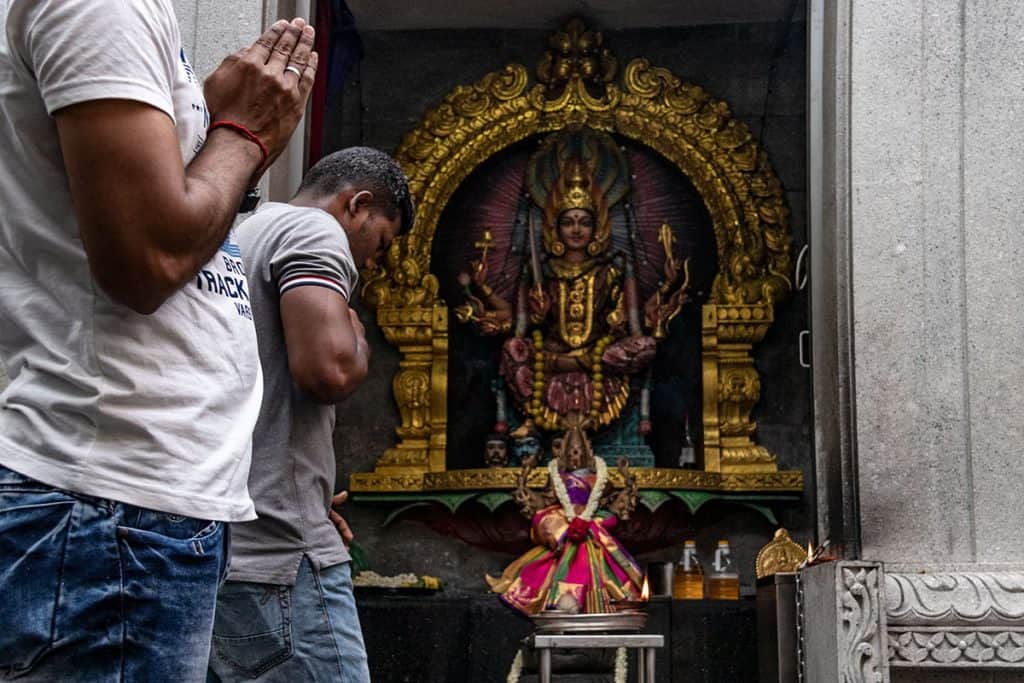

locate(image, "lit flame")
[[641, 576, 650, 601], [806, 542, 814, 563]]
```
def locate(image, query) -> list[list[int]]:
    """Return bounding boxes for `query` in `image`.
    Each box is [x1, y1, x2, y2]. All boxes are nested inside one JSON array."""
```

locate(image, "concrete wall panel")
[[852, 0, 971, 564], [962, 0, 1024, 563]]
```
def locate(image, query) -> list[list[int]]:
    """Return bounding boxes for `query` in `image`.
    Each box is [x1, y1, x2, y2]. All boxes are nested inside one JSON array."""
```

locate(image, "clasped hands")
[[204, 17, 319, 183]]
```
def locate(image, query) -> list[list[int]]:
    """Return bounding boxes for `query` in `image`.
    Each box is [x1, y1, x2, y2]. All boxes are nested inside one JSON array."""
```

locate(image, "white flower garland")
[[614, 646, 628, 683], [506, 649, 524, 683], [548, 456, 608, 522]]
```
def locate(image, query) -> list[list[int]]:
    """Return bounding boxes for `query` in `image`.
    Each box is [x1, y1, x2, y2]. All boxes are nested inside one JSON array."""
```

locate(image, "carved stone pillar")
[[799, 561, 889, 683]]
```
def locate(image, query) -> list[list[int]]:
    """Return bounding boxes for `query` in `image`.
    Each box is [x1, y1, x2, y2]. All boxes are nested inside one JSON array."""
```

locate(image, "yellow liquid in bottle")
[[672, 570, 704, 599], [707, 574, 740, 600]]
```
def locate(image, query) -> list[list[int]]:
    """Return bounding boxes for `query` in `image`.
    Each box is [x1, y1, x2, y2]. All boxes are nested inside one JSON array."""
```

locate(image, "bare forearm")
[[58, 102, 262, 313], [152, 129, 263, 281], [125, 131, 262, 310], [485, 291, 513, 314], [60, 18, 317, 314], [301, 337, 368, 404], [283, 289, 372, 404]]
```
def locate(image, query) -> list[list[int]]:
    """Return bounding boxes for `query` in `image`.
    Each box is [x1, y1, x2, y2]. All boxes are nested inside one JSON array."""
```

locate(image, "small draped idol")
[[486, 415, 643, 615]]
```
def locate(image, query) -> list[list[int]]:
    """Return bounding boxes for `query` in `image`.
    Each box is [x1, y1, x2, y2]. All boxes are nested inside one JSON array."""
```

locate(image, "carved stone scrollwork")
[[841, 566, 886, 682], [351, 17, 797, 492], [889, 629, 1024, 667], [885, 571, 1024, 669], [799, 561, 889, 683], [886, 572, 1024, 625]]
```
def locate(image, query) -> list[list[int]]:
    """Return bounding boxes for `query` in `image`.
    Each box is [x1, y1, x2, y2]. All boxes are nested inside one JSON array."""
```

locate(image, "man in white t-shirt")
[[0, 2, 316, 680]]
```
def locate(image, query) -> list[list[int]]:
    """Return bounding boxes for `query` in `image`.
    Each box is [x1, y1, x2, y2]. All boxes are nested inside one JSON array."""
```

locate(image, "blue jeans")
[[208, 557, 370, 682], [0, 464, 228, 681]]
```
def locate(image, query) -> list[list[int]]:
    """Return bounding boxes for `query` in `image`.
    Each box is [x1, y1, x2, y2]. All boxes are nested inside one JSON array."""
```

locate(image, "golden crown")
[[555, 163, 596, 215]]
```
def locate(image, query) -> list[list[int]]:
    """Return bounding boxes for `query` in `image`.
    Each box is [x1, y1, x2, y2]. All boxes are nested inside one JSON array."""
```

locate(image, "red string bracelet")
[[208, 121, 268, 168]]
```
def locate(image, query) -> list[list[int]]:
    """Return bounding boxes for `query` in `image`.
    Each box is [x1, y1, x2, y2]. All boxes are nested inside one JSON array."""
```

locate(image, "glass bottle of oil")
[[672, 539, 704, 599], [707, 539, 740, 600]]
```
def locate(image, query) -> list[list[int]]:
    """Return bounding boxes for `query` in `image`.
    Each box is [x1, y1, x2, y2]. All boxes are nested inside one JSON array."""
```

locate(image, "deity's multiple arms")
[[642, 224, 692, 338], [455, 257, 515, 334], [512, 455, 556, 517]]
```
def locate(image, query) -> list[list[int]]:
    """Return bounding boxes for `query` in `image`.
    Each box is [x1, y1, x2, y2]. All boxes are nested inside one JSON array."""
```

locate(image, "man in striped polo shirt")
[[208, 147, 412, 682]]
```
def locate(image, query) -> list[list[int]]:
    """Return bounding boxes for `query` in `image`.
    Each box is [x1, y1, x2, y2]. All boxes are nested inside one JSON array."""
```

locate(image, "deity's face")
[[484, 437, 509, 467], [564, 437, 587, 470], [557, 209, 595, 254], [513, 435, 541, 460]]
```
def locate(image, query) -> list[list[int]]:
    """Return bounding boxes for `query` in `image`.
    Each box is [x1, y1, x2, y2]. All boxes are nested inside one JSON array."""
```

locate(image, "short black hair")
[[298, 147, 414, 234]]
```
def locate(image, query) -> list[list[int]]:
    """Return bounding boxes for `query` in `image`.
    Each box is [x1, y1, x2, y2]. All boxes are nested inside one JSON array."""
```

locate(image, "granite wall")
[[851, 0, 1024, 571], [839, 0, 1024, 680]]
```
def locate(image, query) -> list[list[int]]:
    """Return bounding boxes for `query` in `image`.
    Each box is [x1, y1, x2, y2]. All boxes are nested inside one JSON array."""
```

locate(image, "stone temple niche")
[[352, 18, 803, 509], [338, 13, 810, 678]]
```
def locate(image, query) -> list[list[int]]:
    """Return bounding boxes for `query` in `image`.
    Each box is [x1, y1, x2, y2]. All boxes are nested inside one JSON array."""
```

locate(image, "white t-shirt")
[[0, 0, 261, 521]]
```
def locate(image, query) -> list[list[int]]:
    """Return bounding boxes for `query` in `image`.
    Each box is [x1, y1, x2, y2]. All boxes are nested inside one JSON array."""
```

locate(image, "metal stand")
[[528, 633, 665, 683]]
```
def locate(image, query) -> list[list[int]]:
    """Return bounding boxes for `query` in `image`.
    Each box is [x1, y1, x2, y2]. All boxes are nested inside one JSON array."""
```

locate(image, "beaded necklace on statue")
[[528, 330, 614, 431], [548, 456, 608, 522]]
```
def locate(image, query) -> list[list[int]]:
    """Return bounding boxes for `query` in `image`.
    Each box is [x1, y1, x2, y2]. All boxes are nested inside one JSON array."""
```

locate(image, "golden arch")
[[351, 19, 802, 494]]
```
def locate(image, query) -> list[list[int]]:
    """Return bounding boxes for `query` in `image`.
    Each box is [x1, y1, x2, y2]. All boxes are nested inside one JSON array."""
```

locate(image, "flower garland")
[[614, 646, 628, 683], [529, 330, 614, 430], [506, 649, 524, 683], [548, 456, 608, 523]]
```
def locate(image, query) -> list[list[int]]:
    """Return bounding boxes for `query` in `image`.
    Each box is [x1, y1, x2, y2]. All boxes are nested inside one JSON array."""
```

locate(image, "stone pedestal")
[[758, 573, 798, 683]]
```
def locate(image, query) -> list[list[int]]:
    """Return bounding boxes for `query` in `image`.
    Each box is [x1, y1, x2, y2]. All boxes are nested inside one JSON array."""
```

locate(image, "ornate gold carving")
[[348, 466, 804, 493], [406, 467, 803, 493], [630, 469, 802, 491], [702, 303, 778, 473], [374, 447, 430, 469], [756, 528, 807, 579], [350, 18, 796, 493], [537, 18, 617, 100], [349, 472, 427, 492], [425, 468, 550, 490], [394, 369, 430, 438]]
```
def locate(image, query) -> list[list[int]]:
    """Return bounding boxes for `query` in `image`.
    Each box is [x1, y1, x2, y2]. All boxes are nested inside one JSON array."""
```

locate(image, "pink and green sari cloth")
[[486, 470, 643, 616]]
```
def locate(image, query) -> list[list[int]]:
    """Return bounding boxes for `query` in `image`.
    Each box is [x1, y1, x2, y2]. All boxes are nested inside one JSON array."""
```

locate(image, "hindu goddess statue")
[[485, 416, 643, 615], [457, 127, 688, 435]]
